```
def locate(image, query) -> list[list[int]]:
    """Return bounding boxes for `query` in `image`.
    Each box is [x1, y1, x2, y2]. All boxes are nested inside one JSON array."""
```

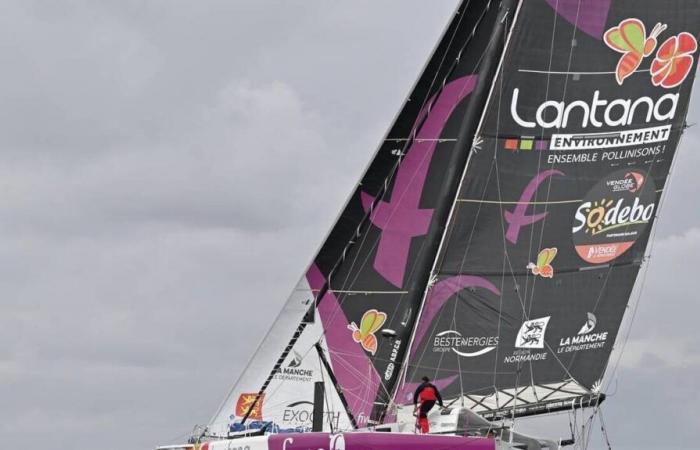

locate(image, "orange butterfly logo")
[[348, 309, 387, 355], [527, 247, 557, 279], [604, 19, 667, 85]]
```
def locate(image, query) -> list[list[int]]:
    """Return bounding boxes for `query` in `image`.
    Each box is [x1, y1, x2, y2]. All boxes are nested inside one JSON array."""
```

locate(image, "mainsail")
[[207, 0, 514, 436], [398, 0, 700, 420]]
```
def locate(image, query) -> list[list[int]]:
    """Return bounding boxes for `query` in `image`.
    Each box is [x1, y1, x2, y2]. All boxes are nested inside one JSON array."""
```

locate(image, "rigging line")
[[384, 138, 459, 143], [485, 9, 533, 420], [580, 94, 678, 380], [326, 0, 492, 304], [333, 2, 499, 307], [240, 115, 413, 425], [457, 198, 581, 205], [402, 0, 521, 397], [517, 68, 649, 75], [601, 91, 693, 394], [490, 16, 511, 398], [313, 289, 409, 295], [564, 141, 668, 377], [326, 9, 497, 331], [401, 2, 517, 396], [317, 357, 336, 434], [403, 163, 499, 391], [230, 32, 444, 423], [450, 294, 465, 405], [275, 1, 486, 382], [521, 0, 561, 324], [597, 406, 613, 450], [524, 0, 581, 394], [529, 0, 580, 344], [457, 189, 664, 205], [336, 3, 502, 397], [491, 134, 582, 403]]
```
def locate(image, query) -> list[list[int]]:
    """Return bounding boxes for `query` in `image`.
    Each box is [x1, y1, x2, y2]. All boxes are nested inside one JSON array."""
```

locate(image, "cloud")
[[0, 2, 461, 447], [3, 1, 700, 449]]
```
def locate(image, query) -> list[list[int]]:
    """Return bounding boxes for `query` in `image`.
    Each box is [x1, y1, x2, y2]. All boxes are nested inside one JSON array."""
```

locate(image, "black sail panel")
[[400, 0, 700, 418]]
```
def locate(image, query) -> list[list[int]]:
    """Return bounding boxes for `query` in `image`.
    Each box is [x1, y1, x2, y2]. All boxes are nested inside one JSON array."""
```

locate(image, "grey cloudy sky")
[[2, 2, 698, 449]]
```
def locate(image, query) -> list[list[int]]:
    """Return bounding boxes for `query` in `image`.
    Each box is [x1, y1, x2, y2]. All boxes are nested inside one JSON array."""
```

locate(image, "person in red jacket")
[[413, 376, 443, 434]]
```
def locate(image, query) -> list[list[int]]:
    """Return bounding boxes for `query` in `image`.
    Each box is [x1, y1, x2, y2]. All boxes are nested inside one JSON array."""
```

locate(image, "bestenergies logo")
[[572, 169, 656, 264]]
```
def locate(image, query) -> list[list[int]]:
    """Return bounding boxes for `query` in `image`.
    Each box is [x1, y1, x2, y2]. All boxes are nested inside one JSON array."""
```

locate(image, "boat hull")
[[197, 432, 495, 450]]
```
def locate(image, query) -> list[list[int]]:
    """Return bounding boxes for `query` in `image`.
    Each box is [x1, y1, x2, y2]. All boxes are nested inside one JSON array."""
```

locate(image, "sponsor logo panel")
[[281, 401, 342, 429], [274, 351, 314, 382], [432, 330, 499, 358], [515, 317, 551, 349], [556, 313, 609, 354], [384, 338, 402, 381], [502, 18, 696, 160], [572, 169, 656, 264], [503, 317, 551, 364]]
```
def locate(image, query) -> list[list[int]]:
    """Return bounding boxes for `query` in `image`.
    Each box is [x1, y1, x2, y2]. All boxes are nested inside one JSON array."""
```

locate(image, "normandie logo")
[[515, 317, 551, 350]]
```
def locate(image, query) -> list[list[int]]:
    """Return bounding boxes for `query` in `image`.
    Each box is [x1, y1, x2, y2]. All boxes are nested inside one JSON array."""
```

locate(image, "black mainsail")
[[398, 0, 700, 420]]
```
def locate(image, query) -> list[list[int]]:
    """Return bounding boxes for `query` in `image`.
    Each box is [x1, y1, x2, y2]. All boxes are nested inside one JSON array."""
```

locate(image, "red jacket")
[[413, 382, 443, 405]]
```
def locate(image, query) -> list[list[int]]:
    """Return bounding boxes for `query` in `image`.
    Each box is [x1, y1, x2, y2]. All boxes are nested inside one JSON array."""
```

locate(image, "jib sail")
[[208, 0, 510, 435], [397, 0, 700, 419]]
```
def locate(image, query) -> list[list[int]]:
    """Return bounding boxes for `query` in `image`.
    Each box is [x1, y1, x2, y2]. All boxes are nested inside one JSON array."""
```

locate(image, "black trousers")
[[418, 400, 436, 418]]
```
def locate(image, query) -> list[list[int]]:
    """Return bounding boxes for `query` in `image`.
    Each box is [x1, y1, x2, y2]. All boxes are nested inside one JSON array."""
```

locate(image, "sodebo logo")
[[572, 197, 656, 236], [572, 169, 656, 264]]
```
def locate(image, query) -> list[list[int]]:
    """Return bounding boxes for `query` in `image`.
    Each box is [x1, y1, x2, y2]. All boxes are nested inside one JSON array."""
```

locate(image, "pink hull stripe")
[[268, 432, 496, 450]]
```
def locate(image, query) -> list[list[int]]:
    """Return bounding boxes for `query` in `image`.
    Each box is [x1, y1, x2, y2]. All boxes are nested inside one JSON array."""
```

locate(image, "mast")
[[372, 0, 521, 423], [393, 0, 523, 409]]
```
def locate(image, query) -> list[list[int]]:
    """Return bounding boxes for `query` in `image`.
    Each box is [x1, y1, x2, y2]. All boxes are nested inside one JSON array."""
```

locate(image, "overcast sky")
[[2, 2, 698, 449]]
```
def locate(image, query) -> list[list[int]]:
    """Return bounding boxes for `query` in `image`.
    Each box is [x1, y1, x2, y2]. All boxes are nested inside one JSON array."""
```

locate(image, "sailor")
[[413, 376, 443, 433]]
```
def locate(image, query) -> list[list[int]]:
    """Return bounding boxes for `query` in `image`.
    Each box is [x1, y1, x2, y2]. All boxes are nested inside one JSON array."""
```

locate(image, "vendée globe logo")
[[572, 169, 656, 265]]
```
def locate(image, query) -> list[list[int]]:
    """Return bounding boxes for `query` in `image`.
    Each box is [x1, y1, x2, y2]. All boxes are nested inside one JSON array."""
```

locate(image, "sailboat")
[[159, 1, 700, 449]]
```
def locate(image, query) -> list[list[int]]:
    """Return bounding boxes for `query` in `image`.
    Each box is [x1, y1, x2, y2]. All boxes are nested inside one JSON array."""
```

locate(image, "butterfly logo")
[[348, 309, 387, 355], [604, 19, 667, 85], [527, 247, 557, 279]]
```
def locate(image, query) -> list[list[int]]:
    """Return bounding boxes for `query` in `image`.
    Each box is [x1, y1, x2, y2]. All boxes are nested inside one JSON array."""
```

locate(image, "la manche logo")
[[557, 313, 609, 354], [510, 18, 698, 131]]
